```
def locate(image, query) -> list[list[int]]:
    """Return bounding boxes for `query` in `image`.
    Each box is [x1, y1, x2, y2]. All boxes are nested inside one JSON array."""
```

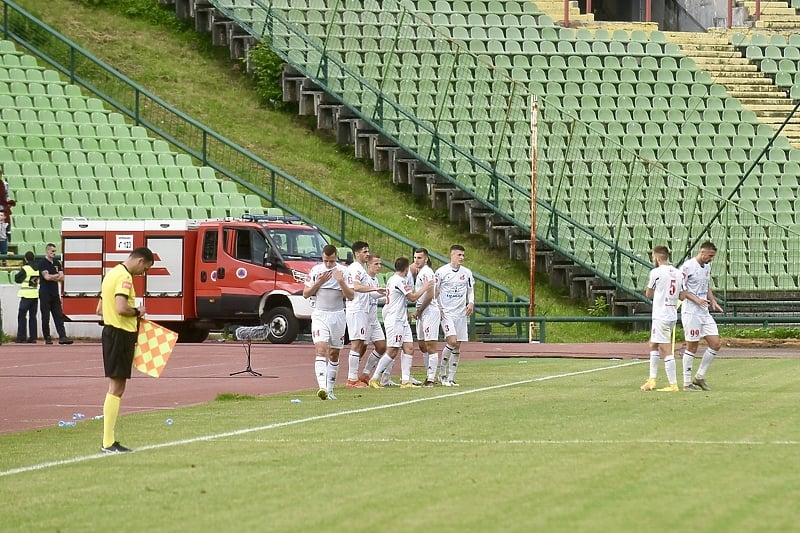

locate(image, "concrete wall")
[[677, 0, 749, 30], [1, 285, 102, 340]]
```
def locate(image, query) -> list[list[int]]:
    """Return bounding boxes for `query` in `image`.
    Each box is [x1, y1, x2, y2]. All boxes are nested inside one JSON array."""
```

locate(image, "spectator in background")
[[38, 243, 73, 345], [0, 165, 16, 238], [0, 211, 8, 256], [15, 251, 40, 343]]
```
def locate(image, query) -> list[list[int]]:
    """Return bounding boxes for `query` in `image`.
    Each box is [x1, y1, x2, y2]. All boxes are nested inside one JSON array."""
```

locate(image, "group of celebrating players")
[[303, 242, 474, 400]]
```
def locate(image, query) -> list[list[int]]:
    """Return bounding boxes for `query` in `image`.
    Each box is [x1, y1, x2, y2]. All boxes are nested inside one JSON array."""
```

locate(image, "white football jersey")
[[435, 264, 474, 317], [382, 272, 412, 324], [345, 261, 370, 313], [305, 262, 348, 311], [364, 273, 381, 315], [414, 264, 435, 309], [680, 257, 712, 316], [647, 264, 682, 321]]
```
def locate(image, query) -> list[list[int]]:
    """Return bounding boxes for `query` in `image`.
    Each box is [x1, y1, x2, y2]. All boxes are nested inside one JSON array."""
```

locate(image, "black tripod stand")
[[231, 325, 269, 377], [231, 339, 262, 377]]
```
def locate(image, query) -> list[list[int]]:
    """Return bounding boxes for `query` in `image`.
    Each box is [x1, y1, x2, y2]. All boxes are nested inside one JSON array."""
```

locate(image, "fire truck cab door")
[[195, 226, 224, 316]]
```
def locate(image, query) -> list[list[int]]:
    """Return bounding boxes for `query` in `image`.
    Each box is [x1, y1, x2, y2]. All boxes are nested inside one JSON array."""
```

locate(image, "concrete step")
[[738, 98, 794, 106], [756, 21, 800, 29]]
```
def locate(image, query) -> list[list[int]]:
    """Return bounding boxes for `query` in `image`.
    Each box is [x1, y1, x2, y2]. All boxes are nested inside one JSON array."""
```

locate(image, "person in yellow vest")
[[95, 247, 154, 454], [14, 251, 39, 343]]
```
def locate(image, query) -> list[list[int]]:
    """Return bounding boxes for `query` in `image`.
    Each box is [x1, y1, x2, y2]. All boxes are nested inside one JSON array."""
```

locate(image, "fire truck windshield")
[[268, 228, 328, 260]]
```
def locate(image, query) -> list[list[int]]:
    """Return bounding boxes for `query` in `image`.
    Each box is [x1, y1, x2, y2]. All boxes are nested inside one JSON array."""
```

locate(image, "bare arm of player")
[[414, 284, 434, 316], [333, 268, 355, 300], [707, 288, 723, 312], [406, 279, 434, 303], [466, 284, 475, 316], [679, 289, 708, 308], [353, 278, 385, 294]]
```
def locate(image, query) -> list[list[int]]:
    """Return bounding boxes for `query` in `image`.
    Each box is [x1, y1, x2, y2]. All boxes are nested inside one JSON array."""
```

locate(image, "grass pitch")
[[1, 358, 798, 532]]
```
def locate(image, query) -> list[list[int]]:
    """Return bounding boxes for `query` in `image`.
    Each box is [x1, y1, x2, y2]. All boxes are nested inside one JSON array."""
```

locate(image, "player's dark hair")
[[450, 244, 465, 253], [414, 247, 432, 267], [394, 256, 410, 272], [699, 241, 717, 252], [351, 241, 369, 253], [130, 247, 155, 263], [322, 244, 338, 257]]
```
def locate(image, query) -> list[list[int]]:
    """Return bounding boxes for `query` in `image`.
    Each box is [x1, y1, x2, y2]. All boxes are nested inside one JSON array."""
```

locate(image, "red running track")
[[0, 340, 779, 434]]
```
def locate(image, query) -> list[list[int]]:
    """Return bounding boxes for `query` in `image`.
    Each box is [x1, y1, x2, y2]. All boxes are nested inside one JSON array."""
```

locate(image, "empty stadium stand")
[[178, 0, 800, 312], [0, 40, 261, 255]]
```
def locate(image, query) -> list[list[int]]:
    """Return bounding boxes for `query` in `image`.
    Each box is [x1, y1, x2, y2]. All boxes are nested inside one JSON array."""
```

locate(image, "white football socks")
[[326, 360, 338, 392], [682, 351, 695, 387], [648, 350, 660, 380], [314, 356, 327, 389], [664, 354, 677, 385], [347, 350, 360, 381], [697, 348, 717, 379]]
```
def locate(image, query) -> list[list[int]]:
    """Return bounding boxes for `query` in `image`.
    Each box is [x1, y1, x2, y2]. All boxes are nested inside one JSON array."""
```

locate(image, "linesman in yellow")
[[96, 247, 154, 454]]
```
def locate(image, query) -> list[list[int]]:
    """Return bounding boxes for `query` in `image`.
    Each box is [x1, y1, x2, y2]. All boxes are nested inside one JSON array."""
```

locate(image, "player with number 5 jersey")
[[640, 245, 683, 392]]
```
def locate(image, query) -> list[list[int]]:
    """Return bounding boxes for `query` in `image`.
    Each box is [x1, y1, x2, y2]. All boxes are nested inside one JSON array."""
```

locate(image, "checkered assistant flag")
[[133, 319, 178, 378]]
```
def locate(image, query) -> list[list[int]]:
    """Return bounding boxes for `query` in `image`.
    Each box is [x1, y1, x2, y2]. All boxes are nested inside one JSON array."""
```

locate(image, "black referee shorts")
[[102, 325, 138, 379]]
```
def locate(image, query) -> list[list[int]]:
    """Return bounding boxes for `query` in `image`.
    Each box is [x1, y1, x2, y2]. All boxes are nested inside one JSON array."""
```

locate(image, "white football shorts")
[[441, 314, 468, 342], [681, 312, 719, 342], [649, 318, 676, 344], [385, 320, 413, 348], [416, 307, 441, 342], [311, 309, 347, 349]]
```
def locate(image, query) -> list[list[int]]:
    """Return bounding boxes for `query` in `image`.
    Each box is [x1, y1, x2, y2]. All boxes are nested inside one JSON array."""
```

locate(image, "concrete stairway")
[[664, 29, 800, 147], [742, 0, 800, 29]]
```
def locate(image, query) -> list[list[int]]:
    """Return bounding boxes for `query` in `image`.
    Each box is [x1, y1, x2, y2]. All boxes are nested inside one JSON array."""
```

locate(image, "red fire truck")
[[61, 214, 329, 343]]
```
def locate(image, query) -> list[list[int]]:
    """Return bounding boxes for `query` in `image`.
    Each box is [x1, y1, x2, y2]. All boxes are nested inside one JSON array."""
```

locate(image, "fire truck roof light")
[[241, 213, 302, 223]]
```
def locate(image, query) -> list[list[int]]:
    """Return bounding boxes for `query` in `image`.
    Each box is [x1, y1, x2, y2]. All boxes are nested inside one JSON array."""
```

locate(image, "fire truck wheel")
[[263, 306, 299, 344]]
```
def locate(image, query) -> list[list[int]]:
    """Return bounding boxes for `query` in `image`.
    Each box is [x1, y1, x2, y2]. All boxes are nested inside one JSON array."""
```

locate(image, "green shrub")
[[248, 41, 288, 110]]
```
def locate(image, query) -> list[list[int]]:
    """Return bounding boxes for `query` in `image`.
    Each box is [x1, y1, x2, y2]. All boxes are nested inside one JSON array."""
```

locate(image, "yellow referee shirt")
[[101, 263, 137, 332]]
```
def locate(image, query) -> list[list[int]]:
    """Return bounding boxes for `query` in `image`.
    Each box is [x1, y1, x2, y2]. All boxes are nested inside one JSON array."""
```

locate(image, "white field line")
[[1, 360, 644, 478], [230, 437, 800, 446]]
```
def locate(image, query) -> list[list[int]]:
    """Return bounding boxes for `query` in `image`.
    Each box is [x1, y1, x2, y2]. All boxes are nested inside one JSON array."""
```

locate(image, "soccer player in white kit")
[[369, 256, 432, 388], [412, 247, 439, 387], [349, 253, 390, 386], [435, 244, 474, 386], [640, 245, 684, 392], [303, 244, 355, 400], [679, 241, 724, 391], [345, 241, 387, 388]]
